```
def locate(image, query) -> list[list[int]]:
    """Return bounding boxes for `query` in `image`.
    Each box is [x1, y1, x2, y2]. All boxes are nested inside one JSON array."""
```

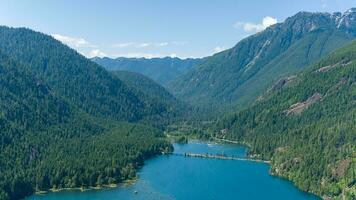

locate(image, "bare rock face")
[[333, 8, 356, 32], [269, 75, 297, 92], [290, 8, 356, 35], [285, 93, 323, 115], [316, 61, 352, 73], [169, 8, 356, 109], [332, 159, 351, 179]]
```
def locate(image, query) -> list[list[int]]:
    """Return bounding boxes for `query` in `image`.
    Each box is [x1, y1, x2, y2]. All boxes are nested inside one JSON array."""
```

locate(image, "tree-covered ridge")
[[0, 27, 178, 200], [168, 9, 356, 110], [0, 51, 73, 143], [112, 70, 191, 126], [113, 70, 181, 109], [1, 118, 171, 200], [32, 122, 171, 191], [214, 41, 356, 199], [93, 56, 202, 86], [0, 26, 181, 123]]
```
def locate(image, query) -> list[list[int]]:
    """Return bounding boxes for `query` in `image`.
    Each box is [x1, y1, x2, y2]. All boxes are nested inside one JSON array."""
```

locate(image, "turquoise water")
[[28, 141, 320, 200]]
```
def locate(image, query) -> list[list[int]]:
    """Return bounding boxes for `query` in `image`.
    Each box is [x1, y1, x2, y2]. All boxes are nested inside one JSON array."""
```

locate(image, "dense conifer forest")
[[214, 41, 356, 199], [0, 26, 177, 200], [0, 8, 356, 200]]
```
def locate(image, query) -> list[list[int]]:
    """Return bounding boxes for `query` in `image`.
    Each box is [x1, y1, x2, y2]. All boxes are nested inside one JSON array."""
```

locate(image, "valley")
[[0, 6, 355, 200]]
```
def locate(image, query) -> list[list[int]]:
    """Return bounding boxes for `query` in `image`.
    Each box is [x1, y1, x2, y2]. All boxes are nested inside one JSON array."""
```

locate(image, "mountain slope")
[[0, 51, 73, 147], [0, 51, 98, 199], [214, 41, 356, 199], [169, 9, 356, 109], [0, 26, 180, 124], [112, 70, 189, 123], [112, 70, 181, 106], [0, 27, 175, 200], [93, 57, 202, 86]]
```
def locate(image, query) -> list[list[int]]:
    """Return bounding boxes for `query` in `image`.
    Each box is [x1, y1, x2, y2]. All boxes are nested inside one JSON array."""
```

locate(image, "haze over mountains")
[[92, 57, 202, 86]]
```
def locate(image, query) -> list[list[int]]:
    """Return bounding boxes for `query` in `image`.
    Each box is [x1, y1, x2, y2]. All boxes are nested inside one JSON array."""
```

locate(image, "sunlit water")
[[28, 141, 320, 200]]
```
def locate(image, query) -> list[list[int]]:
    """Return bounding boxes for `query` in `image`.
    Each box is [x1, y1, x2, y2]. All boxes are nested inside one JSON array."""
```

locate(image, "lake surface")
[[28, 141, 320, 200]]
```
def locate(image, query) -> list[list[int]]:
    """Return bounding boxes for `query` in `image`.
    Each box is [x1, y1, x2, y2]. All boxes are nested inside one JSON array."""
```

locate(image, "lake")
[[28, 141, 320, 200]]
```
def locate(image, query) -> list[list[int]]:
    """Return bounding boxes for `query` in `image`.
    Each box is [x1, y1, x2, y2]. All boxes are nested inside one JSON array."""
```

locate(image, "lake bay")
[[28, 141, 320, 200]]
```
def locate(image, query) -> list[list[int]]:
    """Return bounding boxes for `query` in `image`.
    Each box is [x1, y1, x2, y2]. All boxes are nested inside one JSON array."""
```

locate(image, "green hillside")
[[112, 70, 191, 124], [1, 8, 355, 200], [0, 27, 176, 200], [113, 71, 181, 106], [0, 26, 180, 124], [0, 50, 73, 145], [169, 10, 356, 111], [213, 41, 356, 199], [93, 57, 202, 86]]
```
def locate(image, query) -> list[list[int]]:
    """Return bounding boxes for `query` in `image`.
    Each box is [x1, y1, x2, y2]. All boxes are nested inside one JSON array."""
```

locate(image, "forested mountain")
[[0, 26, 178, 200], [112, 70, 191, 123], [169, 9, 356, 110], [1, 7, 355, 200], [112, 70, 181, 107], [213, 41, 356, 199], [0, 50, 73, 145], [92, 57, 202, 86], [0, 26, 183, 124]]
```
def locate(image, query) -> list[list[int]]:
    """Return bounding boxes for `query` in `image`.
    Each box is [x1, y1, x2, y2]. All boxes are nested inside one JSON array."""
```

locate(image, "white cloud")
[[321, 0, 327, 8], [112, 52, 180, 59], [113, 42, 148, 48], [51, 34, 190, 59], [113, 41, 185, 48], [88, 49, 107, 58], [138, 43, 150, 48], [51, 34, 96, 48], [171, 41, 188, 46], [234, 16, 277, 33], [157, 42, 169, 47], [262, 16, 278, 28], [213, 46, 227, 54], [170, 53, 177, 58], [112, 42, 135, 48], [114, 53, 164, 58]]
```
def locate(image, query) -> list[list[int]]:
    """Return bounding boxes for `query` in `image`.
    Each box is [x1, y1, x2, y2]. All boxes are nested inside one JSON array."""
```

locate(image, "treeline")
[[213, 41, 356, 199]]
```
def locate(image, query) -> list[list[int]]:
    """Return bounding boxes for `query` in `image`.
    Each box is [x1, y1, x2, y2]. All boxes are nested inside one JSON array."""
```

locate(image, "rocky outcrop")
[[285, 93, 323, 115], [315, 61, 352, 73]]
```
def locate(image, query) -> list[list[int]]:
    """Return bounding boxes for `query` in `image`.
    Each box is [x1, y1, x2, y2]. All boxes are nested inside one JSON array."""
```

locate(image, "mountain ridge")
[[168, 9, 356, 110], [0, 26, 185, 125], [213, 40, 356, 199], [0, 26, 178, 200], [92, 56, 202, 86]]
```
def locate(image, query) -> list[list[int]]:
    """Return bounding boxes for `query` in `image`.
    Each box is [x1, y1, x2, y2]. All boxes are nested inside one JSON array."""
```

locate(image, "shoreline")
[[32, 138, 323, 200], [34, 178, 137, 195], [211, 137, 252, 148], [209, 137, 324, 200], [30, 148, 170, 197]]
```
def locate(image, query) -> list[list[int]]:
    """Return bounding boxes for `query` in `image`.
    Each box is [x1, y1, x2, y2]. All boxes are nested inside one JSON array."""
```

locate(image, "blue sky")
[[0, 0, 355, 58]]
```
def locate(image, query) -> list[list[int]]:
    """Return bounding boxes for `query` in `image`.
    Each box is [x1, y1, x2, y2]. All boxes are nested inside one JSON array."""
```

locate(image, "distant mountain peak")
[[169, 9, 356, 109], [344, 7, 356, 14], [332, 8, 356, 29], [92, 56, 202, 85], [279, 8, 356, 33]]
